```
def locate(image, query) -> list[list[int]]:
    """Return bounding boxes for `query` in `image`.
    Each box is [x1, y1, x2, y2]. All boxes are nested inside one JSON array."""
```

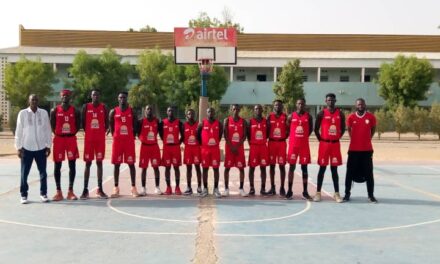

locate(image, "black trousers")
[[345, 151, 374, 197], [20, 148, 48, 197]]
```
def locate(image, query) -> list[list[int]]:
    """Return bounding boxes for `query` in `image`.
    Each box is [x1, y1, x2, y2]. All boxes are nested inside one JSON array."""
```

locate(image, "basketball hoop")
[[198, 59, 213, 74]]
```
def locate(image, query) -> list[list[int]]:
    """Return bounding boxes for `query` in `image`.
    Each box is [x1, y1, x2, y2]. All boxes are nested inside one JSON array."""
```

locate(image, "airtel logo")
[[183, 28, 229, 41]]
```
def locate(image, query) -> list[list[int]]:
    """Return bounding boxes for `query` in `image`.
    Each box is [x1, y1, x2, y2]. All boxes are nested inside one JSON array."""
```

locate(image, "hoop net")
[[198, 59, 213, 74]]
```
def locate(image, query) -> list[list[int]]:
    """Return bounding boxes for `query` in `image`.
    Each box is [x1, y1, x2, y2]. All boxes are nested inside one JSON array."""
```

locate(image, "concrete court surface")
[[0, 158, 440, 263]]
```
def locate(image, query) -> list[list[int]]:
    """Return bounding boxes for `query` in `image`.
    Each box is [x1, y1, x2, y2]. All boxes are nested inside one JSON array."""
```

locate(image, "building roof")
[[18, 26, 440, 53]]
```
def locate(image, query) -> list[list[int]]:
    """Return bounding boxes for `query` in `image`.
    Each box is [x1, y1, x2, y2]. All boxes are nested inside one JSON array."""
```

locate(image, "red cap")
[[60, 89, 72, 96]]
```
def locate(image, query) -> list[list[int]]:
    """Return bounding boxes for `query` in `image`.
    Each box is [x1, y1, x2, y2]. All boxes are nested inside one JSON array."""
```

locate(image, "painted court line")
[[107, 198, 311, 224], [0, 218, 196, 236], [215, 217, 440, 237]]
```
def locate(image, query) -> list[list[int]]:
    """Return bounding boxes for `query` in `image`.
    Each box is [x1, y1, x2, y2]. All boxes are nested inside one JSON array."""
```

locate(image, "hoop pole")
[[201, 72, 208, 97]]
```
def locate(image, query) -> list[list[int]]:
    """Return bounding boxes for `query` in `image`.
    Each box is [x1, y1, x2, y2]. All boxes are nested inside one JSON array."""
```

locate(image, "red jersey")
[[113, 106, 134, 139], [249, 117, 267, 145], [320, 108, 342, 141], [139, 117, 158, 145], [55, 105, 77, 136], [201, 119, 220, 147], [184, 121, 199, 146], [162, 118, 180, 145], [268, 113, 287, 140], [84, 103, 106, 139], [289, 112, 311, 148], [227, 116, 244, 146], [347, 112, 376, 151]]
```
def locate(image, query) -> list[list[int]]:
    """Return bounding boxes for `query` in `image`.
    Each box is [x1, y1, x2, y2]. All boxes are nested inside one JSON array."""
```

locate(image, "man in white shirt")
[[15, 94, 52, 204]]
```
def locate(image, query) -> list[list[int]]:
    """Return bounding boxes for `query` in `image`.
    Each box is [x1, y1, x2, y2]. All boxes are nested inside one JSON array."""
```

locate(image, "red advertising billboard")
[[174, 27, 237, 47]]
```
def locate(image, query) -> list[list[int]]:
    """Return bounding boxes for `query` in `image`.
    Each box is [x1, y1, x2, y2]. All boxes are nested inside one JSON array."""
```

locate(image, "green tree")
[[188, 9, 244, 33], [273, 59, 304, 112], [412, 106, 430, 140], [374, 108, 393, 140], [4, 56, 55, 108], [128, 25, 158, 32], [429, 103, 440, 140], [391, 104, 413, 140], [128, 48, 171, 111], [69, 48, 132, 108], [130, 48, 228, 113], [377, 55, 434, 109]]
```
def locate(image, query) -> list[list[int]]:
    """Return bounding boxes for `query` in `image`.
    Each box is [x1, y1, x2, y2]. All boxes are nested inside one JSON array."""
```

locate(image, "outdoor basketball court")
[[1, 157, 440, 263]]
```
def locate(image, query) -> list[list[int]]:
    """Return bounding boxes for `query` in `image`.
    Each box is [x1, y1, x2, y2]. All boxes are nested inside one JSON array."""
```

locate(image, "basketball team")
[[15, 89, 377, 204]]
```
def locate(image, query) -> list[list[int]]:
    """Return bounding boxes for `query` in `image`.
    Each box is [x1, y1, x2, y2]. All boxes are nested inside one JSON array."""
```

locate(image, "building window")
[[364, 75, 371, 82], [236, 75, 246, 81], [238, 69, 245, 73], [340, 75, 349, 82], [256, 74, 266, 82], [320, 76, 329, 82], [302, 75, 308, 82]]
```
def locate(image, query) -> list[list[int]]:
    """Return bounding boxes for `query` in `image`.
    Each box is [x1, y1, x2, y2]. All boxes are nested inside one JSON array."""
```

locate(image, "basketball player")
[[183, 109, 202, 195]]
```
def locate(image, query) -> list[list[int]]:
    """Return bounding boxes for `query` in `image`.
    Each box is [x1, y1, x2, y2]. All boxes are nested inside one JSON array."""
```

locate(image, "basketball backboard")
[[174, 27, 237, 65]]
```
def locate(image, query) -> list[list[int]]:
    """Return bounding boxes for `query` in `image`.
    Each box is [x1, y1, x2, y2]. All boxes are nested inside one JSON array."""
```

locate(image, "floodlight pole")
[[199, 72, 209, 122]]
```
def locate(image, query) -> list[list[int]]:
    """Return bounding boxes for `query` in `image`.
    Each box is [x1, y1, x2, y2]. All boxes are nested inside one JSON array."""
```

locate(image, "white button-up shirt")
[[14, 107, 52, 151]]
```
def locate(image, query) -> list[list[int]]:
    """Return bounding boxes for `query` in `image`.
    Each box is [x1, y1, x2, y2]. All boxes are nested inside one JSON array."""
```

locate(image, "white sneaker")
[[214, 188, 222, 198], [223, 188, 230, 197], [139, 187, 147, 196], [154, 187, 162, 195], [20, 197, 28, 204], [313, 192, 321, 202], [239, 189, 248, 197], [201, 188, 209, 197], [40, 195, 49, 203], [334, 192, 342, 203]]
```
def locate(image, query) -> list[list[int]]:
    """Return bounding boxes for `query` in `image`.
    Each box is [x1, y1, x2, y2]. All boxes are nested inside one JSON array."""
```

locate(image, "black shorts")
[[346, 151, 373, 183]]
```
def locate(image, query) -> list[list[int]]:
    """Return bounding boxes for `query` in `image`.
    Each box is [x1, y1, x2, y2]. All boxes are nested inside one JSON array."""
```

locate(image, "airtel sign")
[[174, 27, 237, 47]]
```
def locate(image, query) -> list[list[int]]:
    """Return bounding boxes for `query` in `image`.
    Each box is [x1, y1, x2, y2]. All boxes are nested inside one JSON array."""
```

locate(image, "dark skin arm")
[[103, 105, 109, 131], [136, 118, 143, 138], [266, 117, 271, 139], [131, 110, 137, 138], [158, 120, 164, 141], [74, 108, 81, 135], [339, 110, 346, 138], [286, 114, 292, 137], [218, 121, 224, 142], [81, 104, 87, 130], [285, 114, 290, 139], [314, 110, 324, 141], [109, 109, 115, 136], [197, 122, 203, 143], [179, 120, 184, 144], [246, 119, 251, 143], [308, 114, 314, 137]]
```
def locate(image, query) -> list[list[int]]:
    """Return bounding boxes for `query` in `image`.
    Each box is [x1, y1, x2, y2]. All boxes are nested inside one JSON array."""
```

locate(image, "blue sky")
[[1, 0, 439, 48]]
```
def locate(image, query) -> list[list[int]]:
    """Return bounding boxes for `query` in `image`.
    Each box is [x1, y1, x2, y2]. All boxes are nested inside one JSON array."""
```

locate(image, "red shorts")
[[317, 141, 342, 166], [268, 141, 287, 165], [162, 144, 182, 167], [111, 138, 136, 165], [287, 144, 311, 165], [224, 144, 246, 168], [53, 136, 79, 162], [201, 146, 220, 169], [184, 145, 201, 165], [139, 144, 161, 168], [248, 144, 269, 167], [83, 137, 105, 162]]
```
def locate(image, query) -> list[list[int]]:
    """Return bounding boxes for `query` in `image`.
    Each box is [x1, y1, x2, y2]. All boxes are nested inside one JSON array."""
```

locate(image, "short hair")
[[91, 89, 100, 94], [325, 93, 336, 99], [297, 97, 306, 103], [273, 99, 283, 104], [119, 91, 128, 96], [356, 98, 365, 103], [187, 108, 195, 113], [230, 104, 240, 109]]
